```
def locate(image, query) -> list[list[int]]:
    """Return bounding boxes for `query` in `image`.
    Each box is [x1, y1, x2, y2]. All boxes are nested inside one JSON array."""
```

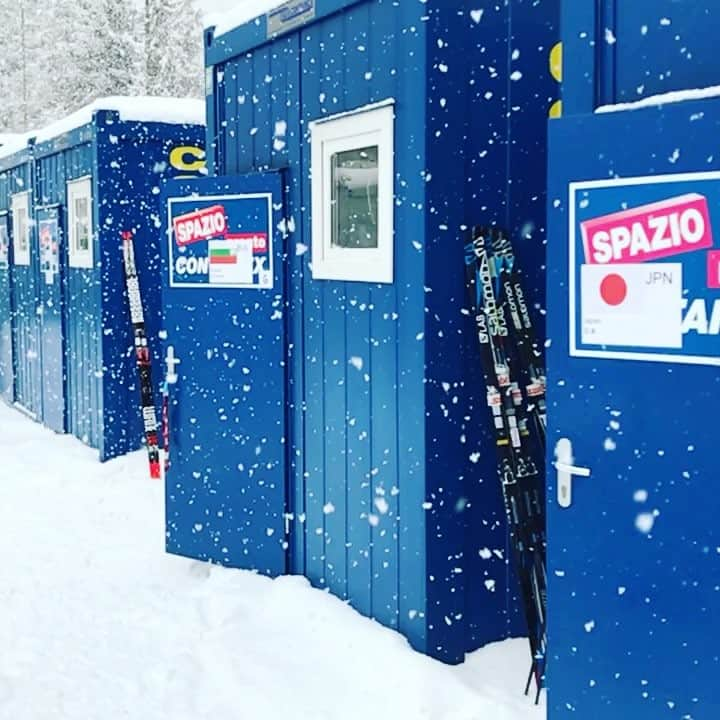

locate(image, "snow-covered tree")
[[0, 0, 205, 134], [48, 0, 144, 112], [144, 0, 203, 98], [0, 1, 47, 131]]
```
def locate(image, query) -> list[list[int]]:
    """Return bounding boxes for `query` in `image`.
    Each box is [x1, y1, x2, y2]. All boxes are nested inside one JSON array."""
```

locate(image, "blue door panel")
[[162, 173, 287, 577], [547, 100, 720, 718], [37, 206, 65, 433]]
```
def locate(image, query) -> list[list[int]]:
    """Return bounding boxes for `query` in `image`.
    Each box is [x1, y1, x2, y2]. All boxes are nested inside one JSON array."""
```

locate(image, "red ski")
[[121, 230, 161, 479]]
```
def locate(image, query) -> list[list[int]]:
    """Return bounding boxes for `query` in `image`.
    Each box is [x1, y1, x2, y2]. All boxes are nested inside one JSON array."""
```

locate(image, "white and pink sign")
[[581, 193, 713, 265]]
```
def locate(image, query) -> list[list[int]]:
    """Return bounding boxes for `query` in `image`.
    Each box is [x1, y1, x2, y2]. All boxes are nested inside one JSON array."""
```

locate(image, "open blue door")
[[0, 214, 12, 404], [547, 100, 720, 718], [161, 173, 287, 576], [37, 206, 66, 433]]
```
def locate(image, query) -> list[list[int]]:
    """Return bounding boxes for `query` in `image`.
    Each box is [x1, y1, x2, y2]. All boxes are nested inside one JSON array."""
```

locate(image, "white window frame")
[[11, 192, 31, 266], [310, 102, 395, 284], [67, 176, 94, 269]]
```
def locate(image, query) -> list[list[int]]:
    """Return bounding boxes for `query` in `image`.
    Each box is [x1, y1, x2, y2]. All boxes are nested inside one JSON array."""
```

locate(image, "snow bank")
[[0, 402, 543, 720], [596, 85, 720, 114], [0, 97, 205, 161], [205, 0, 287, 37]]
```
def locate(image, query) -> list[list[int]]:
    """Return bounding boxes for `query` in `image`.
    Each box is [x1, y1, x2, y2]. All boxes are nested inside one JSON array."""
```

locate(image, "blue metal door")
[[37, 206, 65, 432], [0, 214, 12, 403], [547, 104, 720, 718], [161, 173, 287, 576]]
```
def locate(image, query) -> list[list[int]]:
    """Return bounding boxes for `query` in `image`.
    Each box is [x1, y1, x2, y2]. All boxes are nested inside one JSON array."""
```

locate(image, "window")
[[310, 102, 394, 283], [11, 192, 30, 266], [68, 177, 93, 268]]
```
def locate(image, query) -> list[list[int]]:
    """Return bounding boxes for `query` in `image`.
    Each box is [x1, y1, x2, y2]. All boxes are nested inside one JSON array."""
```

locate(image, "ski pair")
[[464, 226, 547, 702], [122, 230, 170, 479]]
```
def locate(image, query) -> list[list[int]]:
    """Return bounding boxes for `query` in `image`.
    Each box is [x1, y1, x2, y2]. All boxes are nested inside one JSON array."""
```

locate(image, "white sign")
[[580, 263, 683, 349]]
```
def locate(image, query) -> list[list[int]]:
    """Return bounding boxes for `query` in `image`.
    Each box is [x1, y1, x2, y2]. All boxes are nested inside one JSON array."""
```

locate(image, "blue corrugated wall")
[[0, 156, 39, 418], [35, 133, 102, 446], [207, 0, 559, 662], [458, 0, 560, 647], [208, 0, 433, 655]]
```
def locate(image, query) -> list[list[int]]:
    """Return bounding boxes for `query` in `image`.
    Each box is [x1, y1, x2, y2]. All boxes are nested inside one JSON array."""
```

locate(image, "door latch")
[[554, 438, 591, 509]]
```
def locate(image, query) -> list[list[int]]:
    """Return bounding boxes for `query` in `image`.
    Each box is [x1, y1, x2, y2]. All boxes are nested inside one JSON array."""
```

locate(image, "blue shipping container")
[[162, 0, 560, 664], [0, 100, 205, 461]]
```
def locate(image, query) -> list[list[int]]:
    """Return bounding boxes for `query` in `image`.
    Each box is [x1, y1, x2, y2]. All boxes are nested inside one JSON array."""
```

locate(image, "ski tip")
[[149, 461, 161, 480], [121, 230, 134, 241]]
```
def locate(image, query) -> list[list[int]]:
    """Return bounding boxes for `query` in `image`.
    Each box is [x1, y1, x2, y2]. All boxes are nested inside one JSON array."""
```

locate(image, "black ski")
[[465, 226, 547, 701], [490, 228, 547, 444], [122, 230, 161, 479]]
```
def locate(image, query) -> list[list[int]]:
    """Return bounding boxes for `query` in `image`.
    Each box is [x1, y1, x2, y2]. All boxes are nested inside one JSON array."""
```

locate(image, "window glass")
[[17, 212, 27, 252], [331, 146, 379, 249], [75, 197, 90, 252]]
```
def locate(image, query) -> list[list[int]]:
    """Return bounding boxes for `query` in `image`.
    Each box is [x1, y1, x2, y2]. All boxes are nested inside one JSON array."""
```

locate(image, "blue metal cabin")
[[195, 0, 560, 663], [0, 104, 205, 460]]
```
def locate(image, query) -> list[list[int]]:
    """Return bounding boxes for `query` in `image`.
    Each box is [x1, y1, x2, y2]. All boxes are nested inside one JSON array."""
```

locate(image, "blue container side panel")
[[423, 0, 473, 664], [95, 114, 206, 462], [563, 0, 720, 114], [462, 4, 513, 647], [503, 0, 559, 638], [210, 0, 432, 656], [428, 0, 559, 652], [35, 140, 103, 448]]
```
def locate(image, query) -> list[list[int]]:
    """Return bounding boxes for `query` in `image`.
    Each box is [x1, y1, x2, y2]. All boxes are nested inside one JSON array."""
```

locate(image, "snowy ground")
[[0, 402, 544, 720]]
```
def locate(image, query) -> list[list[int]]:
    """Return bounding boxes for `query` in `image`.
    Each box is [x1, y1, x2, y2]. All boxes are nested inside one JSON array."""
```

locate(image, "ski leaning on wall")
[[122, 230, 161, 480], [464, 226, 547, 701]]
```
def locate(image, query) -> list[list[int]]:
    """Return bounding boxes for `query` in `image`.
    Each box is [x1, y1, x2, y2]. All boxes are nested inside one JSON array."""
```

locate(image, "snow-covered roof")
[[596, 85, 720, 114], [0, 96, 205, 162], [204, 0, 286, 38], [0, 133, 23, 146], [0, 132, 36, 162], [34, 97, 206, 144]]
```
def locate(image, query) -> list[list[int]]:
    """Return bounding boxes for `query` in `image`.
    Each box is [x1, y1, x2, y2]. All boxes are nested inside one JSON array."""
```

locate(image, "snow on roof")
[[0, 96, 205, 162], [34, 96, 206, 144], [0, 132, 36, 162], [0, 133, 23, 146], [204, 0, 287, 38], [596, 85, 720, 114]]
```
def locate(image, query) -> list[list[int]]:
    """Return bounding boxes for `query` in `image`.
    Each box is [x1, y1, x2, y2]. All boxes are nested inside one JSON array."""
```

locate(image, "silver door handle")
[[554, 438, 591, 509]]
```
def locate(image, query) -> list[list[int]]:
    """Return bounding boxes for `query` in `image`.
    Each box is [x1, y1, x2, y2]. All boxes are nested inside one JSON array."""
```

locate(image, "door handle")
[[554, 438, 591, 509], [165, 345, 180, 385]]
